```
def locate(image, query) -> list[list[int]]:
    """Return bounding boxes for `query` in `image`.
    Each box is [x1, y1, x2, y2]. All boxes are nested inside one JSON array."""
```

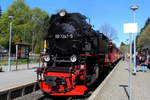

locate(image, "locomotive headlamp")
[[70, 55, 77, 62], [44, 55, 50, 62], [59, 10, 67, 17]]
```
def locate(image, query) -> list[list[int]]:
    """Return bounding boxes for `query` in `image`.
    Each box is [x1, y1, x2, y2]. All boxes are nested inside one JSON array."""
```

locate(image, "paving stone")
[[89, 60, 150, 100], [0, 63, 39, 92]]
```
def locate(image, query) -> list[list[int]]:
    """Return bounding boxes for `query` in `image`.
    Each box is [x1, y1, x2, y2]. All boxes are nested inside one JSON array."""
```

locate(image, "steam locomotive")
[[37, 10, 122, 96]]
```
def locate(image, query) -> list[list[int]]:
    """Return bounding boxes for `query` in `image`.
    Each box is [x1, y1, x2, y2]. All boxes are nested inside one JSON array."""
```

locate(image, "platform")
[[88, 60, 150, 100], [0, 63, 39, 92]]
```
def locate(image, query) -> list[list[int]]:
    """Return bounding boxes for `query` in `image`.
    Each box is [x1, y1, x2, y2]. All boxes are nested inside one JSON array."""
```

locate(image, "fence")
[[0, 54, 41, 72]]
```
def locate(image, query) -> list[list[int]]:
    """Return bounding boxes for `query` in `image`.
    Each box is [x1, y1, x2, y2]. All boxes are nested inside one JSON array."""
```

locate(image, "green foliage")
[[0, 0, 49, 53], [0, 12, 10, 48], [119, 42, 129, 55], [137, 18, 150, 48], [120, 42, 126, 47], [0, 58, 40, 66]]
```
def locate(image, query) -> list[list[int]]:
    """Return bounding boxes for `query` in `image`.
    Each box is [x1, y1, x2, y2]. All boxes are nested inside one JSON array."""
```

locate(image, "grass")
[[0, 59, 40, 66]]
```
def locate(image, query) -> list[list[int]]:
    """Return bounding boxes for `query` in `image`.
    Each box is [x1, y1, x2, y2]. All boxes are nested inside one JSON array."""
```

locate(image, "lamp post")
[[8, 15, 14, 71], [130, 5, 139, 75], [123, 7, 138, 99]]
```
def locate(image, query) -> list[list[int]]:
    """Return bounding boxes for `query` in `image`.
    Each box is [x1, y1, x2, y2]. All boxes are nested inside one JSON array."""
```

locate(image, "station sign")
[[123, 23, 138, 33]]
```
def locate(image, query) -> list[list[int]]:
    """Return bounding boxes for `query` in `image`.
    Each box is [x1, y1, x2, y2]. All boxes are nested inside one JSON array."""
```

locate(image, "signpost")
[[123, 23, 138, 100]]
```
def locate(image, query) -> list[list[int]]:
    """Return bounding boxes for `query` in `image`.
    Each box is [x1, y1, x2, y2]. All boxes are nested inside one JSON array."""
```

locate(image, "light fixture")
[[130, 5, 139, 11], [70, 55, 77, 62], [59, 10, 67, 17], [8, 15, 14, 19], [44, 55, 50, 62]]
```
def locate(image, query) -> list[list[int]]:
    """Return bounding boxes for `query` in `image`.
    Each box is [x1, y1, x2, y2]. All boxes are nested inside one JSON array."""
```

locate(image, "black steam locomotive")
[[37, 10, 121, 96]]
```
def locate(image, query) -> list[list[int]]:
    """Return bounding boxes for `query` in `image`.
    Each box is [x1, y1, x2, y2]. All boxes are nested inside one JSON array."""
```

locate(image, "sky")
[[1, 0, 150, 47]]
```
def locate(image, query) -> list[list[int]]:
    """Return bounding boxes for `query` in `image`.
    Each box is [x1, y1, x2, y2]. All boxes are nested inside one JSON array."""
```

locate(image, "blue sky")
[[1, 0, 150, 47]]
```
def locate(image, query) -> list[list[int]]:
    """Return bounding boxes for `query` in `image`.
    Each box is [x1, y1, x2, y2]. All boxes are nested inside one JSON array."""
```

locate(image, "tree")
[[0, 12, 10, 49], [30, 8, 50, 53], [120, 42, 129, 56], [0, 0, 49, 53], [137, 18, 150, 48], [99, 24, 118, 41]]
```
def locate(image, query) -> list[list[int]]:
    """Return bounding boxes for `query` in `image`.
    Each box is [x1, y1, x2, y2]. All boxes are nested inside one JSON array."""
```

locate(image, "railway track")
[[38, 94, 89, 100], [14, 90, 88, 100]]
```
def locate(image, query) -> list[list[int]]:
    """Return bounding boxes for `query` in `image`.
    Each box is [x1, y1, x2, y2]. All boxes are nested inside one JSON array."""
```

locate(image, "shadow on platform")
[[119, 84, 129, 99]]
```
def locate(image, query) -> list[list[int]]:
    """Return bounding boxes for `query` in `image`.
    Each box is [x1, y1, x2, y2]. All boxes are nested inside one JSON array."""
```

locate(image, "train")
[[36, 10, 122, 96]]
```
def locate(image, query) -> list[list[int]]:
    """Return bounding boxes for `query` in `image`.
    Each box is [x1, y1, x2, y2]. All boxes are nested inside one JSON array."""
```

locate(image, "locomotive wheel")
[[87, 64, 100, 86]]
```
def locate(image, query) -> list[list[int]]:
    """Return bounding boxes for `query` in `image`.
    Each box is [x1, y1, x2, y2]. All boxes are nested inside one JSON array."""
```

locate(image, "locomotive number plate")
[[55, 34, 73, 39]]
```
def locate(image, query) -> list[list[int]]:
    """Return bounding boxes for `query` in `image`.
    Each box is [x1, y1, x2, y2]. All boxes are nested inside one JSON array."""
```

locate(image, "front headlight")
[[44, 55, 50, 62], [59, 10, 67, 17], [70, 55, 77, 62]]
